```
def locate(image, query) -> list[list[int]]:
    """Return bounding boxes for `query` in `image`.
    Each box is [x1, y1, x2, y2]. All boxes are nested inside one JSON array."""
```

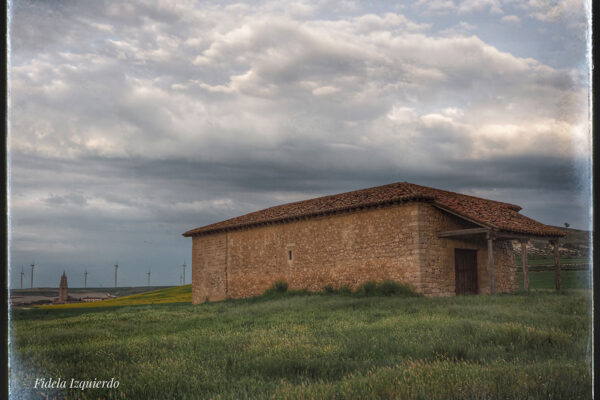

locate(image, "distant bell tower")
[[58, 271, 68, 304]]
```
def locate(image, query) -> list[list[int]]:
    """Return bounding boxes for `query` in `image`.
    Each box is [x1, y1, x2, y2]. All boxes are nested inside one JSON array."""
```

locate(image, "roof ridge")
[[401, 181, 419, 196], [405, 182, 522, 211], [254, 182, 397, 210], [183, 181, 563, 238]]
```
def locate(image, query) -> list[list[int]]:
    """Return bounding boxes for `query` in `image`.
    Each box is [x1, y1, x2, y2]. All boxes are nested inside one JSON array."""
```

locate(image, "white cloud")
[[441, 107, 464, 118], [439, 21, 477, 36], [501, 15, 521, 24], [420, 113, 458, 128], [469, 118, 580, 158], [518, 0, 584, 22], [416, 0, 502, 14], [387, 106, 417, 124], [505, 0, 588, 31], [457, 0, 503, 14], [417, 0, 457, 13], [351, 13, 431, 32], [312, 86, 340, 96], [9, 2, 586, 163], [7, 0, 590, 285]]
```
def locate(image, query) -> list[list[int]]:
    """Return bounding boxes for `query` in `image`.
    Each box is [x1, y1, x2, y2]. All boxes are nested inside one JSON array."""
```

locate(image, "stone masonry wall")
[[192, 233, 228, 303], [417, 203, 518, 296], [191, 201, 519, 304], [491, 240, 519, 293], [192, 202, 422, 303]]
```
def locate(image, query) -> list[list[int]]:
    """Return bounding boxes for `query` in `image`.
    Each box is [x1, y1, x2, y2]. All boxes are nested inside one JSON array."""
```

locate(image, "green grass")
[[518, 270, 591, 290], [37, 285, 192, 309], [10, 290, 592, 399], [515, 256, 590, 267], [37, 280, 422, 310], [34, 269, 590, 312], [11, 286, 173, 298]]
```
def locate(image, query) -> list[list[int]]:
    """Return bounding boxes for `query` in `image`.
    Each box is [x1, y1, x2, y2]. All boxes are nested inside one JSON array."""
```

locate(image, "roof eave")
[[183, 195, 434, 237]]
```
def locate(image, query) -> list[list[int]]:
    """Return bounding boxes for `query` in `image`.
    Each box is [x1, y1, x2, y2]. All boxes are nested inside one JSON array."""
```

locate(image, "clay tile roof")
[[402, 183, 564, 237], [183, 182, 564, 238]]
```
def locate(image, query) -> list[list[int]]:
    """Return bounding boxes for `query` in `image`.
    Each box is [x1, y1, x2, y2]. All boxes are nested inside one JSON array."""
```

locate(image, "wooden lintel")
[[436, 228, 490, 238], [494, 232, 556, 241]]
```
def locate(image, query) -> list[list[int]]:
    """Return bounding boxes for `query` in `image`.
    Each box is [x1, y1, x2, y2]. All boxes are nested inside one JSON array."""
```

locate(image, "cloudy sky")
[[8, 0, 591, 288]]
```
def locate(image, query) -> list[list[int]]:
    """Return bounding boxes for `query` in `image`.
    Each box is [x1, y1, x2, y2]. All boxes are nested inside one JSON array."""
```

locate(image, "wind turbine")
[[20, 265, 24, 289], [30, 262, 35, 289], [147, 269, 151, 287], [182, 261, 186, 285], [84, 269, 88, 288], [114, 263, 118, 288]]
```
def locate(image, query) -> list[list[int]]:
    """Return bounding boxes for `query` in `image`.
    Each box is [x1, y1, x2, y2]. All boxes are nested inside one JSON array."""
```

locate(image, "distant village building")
[[80, 296, 107, 302], [183, 182, 565, 304], [56, 271, 69, 304]]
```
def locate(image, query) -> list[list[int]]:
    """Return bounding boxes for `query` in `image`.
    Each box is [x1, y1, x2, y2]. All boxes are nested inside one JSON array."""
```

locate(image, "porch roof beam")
[[493, 232, 557, 241], [436, 228, 491, 238]]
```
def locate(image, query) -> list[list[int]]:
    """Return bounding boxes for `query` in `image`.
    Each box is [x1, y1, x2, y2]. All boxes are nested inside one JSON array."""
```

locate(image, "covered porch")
[[436, 227, 563, 293]]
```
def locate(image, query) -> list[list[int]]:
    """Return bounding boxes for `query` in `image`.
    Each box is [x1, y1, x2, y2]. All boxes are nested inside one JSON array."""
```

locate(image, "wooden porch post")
[[487, 232, 495, 294], [551, 239, 561, 291], [521, 239, 529, 291]]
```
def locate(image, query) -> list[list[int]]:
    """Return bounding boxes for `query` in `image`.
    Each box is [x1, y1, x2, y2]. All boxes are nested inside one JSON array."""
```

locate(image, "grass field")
[[33, 269, 590, 311], [38, 285, 193, 309], [11, 285, 592, 399], [11, 286, 173, 298], [515, 256, 590, 267], [519, 270, 591, 290]]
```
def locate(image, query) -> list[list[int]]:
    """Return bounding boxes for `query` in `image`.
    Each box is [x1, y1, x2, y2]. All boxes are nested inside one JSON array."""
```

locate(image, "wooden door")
[[455, 249, 478, 294]]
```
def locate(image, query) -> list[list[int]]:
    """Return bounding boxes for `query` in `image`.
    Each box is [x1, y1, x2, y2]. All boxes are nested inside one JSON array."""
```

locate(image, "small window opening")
[[288, 250, 293, 260]]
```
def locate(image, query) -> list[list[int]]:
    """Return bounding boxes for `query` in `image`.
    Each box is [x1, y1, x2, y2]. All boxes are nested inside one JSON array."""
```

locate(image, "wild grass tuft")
[[263, 280, 289, 295], [260, 280, 419, 299], [354, 280, 421, 297]]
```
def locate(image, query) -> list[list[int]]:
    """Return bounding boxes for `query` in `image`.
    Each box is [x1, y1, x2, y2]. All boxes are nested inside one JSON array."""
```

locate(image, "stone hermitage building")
[[183, 182, 564, 304]]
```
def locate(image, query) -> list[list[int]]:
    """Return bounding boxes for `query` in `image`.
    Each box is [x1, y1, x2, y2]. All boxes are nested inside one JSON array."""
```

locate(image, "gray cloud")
[[8, 0, 590, 288]]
